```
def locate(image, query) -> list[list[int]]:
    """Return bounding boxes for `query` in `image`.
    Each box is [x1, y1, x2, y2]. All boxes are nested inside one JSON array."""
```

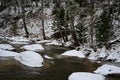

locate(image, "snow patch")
[[68, 72, 105, 80]]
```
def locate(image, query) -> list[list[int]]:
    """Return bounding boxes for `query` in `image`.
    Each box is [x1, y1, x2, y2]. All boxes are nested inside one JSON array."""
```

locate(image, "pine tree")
[[76, 22, 87, 44], [96, 10, 111, 48]]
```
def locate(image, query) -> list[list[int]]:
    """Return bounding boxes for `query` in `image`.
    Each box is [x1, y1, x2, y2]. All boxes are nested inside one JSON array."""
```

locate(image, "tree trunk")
[[22, 5, 29, 38], [64, 3, 68, 41], [41, 0, 46, 40], [70, 13, 80, 46]]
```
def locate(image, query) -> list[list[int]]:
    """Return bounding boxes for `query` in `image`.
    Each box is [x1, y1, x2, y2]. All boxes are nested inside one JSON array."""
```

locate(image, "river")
[[0, 39, 119, 80]]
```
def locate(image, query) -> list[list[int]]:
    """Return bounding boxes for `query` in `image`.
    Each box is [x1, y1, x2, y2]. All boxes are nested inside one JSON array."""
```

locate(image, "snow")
[[44, 55, 54, 59], [68, 72, 105, 80], [61, 50, 85, 58], [0, 49, 19, 57], [14, 51, 44, 67], [88, 52, 98, 60], [45, 40, 62, 46], [0, 44, 15, 50], [21, 44, 44, 52], [106, 52, 120, 61], [64, 41, 73, 47], [9, 41, 29, 45], [94, 64, 120, 75], [36, 40, 51, 44], [7, 36, 30, 42]]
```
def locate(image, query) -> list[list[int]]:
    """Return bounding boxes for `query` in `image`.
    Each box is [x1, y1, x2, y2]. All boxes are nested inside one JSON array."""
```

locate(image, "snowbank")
[[94, 64, 120, 75], [0, 49, 19, 57], [68, 72, 105, 80], [0, 44, 15, 50], [21, 44, 44, 52], [15, 51, 44, 67], [61, 50, 85, 58]]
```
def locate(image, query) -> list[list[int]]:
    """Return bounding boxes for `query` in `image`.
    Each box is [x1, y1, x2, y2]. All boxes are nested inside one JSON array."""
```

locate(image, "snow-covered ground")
[[21, 44, 44, 52], [15, 51, 44, 67], [0, 44, 15, 50], [94, 64, 120, 75], [68, 72, 105, 80]]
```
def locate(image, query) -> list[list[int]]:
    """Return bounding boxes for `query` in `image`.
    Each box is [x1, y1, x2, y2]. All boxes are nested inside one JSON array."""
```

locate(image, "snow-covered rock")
[[21, 44, 44, 52], [94, 64, 120, 75], [15, 51, 44, 67], [68, 72, 105, 80], [0, 49, 19, 57], [0, 44, 15, 50], [61, 50, 85, 58]]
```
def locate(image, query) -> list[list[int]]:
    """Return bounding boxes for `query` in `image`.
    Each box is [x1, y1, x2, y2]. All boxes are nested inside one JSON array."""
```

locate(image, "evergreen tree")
[[96, 10, 111, 48], [76, 22, 87, 44]]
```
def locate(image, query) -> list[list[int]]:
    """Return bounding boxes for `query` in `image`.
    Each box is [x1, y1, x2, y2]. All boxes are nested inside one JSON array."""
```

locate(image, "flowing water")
[[0, 39, 120, 80]]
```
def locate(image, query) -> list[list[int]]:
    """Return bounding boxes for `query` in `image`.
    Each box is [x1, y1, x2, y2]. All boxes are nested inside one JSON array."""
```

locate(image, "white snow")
[[7, 36, 30, 42], [14, 51, 44, 67], [45, 40, 62, 46], [106, 49, 120, 61], [61, 50, 85, 58], [0, 49, 19, 57], [0, 44, 15, 50], [36, 40, 51, 44], [68, 72, 105, 80], [9, 41, 29, 45], [44, 55, 54, 59], [21, 44, 44, 52], [94, 64, 120, 75], [88, 52, 99, 60]]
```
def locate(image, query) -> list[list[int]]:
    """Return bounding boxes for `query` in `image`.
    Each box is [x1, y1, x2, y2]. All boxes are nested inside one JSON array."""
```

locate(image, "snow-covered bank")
[[94, 64, 120, 75], [68, 72, 105, 80], [21, 44, 44, 52], [60, 45, 120, 62], [0, 49, 19, 57], [15, 51, 44, 67]]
